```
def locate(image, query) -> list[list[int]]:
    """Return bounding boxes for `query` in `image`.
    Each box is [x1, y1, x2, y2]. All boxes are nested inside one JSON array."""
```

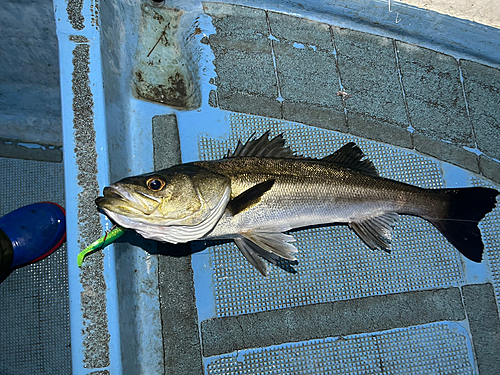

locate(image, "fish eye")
[[146, 178, 166, 191]]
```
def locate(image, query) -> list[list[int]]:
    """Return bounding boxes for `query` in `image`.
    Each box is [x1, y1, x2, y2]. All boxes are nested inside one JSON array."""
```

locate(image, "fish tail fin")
[[424, 187, 498, 262]]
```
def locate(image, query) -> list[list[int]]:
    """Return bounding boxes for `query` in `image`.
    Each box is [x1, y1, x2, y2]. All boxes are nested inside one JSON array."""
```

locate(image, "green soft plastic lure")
[[77, 226, 126, 267]]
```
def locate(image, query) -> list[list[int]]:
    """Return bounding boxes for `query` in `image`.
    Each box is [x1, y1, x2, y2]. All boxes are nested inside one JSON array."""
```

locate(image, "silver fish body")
[[96, 133, 499, 275], [198, 157, 427, 236]]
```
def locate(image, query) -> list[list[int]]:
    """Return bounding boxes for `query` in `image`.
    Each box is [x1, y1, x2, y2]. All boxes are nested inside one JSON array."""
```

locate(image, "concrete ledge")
[[396, 41, 474, 147], [461, 60, 500, 161], [413, 131, 480, 173], [479, 154, 500, 183], [218, 89, 282, 119], [201, 287, 465, 357], [462, 283, 500, 375], [283, 101, 346, 133], [0, 139, 62, 163], [204, 2, 270, 50], [205, 3, 500, 185], [267, 10, 333, 49], [211, 46, 277, 97], [348, 113, 413, 149], [333, 27, 410, 130], [274, 43, 340, 108]]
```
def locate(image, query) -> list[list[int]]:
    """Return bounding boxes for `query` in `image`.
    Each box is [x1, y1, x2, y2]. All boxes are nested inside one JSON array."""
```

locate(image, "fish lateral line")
[[94, 131, 500, 274]]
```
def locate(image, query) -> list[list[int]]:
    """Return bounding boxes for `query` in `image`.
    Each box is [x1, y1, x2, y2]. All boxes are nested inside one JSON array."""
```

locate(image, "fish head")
[[95, 164, 231, 243]]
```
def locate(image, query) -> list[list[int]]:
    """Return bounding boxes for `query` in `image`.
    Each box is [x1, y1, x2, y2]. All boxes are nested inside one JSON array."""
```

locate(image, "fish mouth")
[[100, 186, 124, 200], [102, 186, 133, 201], [96, 185, 160, 215]]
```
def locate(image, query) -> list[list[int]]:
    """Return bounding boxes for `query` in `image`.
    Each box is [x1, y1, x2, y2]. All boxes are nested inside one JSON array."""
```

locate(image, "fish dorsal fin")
[[227, 131, 297, 159], [323, 142, 379, 177], [349, 212, 399, 251], [226, 134, 379, 177]]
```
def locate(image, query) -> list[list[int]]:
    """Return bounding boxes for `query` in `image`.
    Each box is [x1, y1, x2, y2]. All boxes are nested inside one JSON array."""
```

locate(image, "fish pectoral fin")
[[349, 213, 399, 251], [227, 179, 276, 216], [241, 230, 298, 260]]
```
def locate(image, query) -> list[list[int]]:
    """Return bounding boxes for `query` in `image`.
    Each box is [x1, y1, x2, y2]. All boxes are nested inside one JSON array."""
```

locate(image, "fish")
[[96, 132, 499, 276]]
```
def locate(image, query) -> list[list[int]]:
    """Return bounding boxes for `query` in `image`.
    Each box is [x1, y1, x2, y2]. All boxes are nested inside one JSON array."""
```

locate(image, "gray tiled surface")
[[0, 158, 70, 375], [397, 42, 473, 145], [198, 4, 500, 374], [206, 2, 500, 184], [334, 28, 410, 130], [461, 60, 500, 161]]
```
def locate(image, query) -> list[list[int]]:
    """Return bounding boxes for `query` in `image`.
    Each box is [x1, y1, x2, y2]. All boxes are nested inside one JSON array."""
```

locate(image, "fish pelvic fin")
[[234, 237, 287, 276], [349, 213, 399, 251], [227, 179, 275, 216], [234, 233, 297, 277], [233, 229, 298, 275], [424, 187, 499, 262], [234, 237, 270, 276], [241, 230, 298, 260]]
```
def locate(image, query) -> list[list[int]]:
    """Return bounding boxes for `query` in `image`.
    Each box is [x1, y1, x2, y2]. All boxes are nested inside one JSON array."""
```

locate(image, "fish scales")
[[95, 132, 499, 275], [194, 157, 427, 237]]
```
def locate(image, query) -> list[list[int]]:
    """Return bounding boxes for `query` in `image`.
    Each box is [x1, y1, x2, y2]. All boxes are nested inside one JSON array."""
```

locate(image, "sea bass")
[[96, 132, 499, 275]]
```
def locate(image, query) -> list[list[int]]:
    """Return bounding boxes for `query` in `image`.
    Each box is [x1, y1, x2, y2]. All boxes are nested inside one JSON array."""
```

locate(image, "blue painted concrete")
[[49, 0, 500, 373]]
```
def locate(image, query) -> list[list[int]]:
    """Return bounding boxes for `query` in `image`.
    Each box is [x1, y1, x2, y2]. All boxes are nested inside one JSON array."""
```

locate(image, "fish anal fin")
[[228, 179, 275, 216], [349, 212, 399, 251], [323, 142, 379, 177], [241, 229, 298, 261]]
